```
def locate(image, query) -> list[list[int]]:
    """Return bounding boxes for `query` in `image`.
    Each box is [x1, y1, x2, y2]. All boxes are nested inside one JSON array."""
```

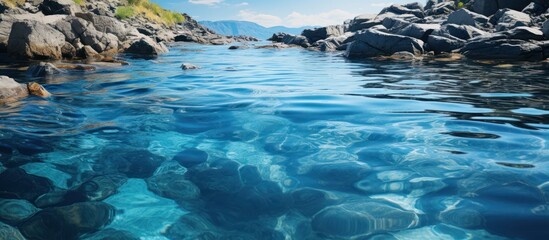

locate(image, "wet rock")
[[311, 201, 419, 238], [125, 36, 168, 55], [146, 172, 200, 201], [522, 2, 547, 15], [173, 148, 208, 168], [345, 29, 424, 58], [0, 76, 31, 103], [427, 35, 466, 53], [80, 228, 139, 240], [187, 160, 243, 195], [0, 168, 54, 201], [447, 8, 490, 28], [80, 45, 102, 60], [181, 63, 201, 70], [239, 165, 262, 186], [0, 199, 39, 224], [61, 42, 77, 59], [503, 26, 544, 41], [461, 38, 545, 61], [496, 162, 535, 168], [19, 202, 115, 240], [348, 14, 377, 32], [392, 23, 440, 41], [302, 25, 345, 43], [164, 213, 219, 240], [94, 148, 165, 178], [27, 62, 64, 77], [495, 9, 531, 31], [7, 20, 65, 59], [0, 221, 26, 240], [65, 174, 128, 202], [291, 188, 339, 217], [437, 24, 488, 40]]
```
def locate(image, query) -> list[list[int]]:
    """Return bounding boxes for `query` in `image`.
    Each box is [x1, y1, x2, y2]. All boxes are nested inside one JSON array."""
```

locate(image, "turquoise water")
[[1, 43, 549, 239]]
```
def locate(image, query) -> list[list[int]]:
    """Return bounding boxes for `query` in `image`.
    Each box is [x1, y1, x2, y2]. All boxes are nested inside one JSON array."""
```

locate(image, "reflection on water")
[[0, 43, 548, 240]]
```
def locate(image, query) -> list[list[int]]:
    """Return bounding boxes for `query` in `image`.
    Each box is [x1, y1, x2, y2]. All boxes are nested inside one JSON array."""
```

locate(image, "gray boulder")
[[503, 26, 544, 40], [379, 4, 425, 18], [75, 13, 128, 41], [472, 0, 532, 16], [274, 34, 310, 48], [428, 34, 466, 53], [27, 62, 64, 77], [70, 17, 118, 53], [125, 36, 168, 55], [348, 14, 377, 32], [494, 9, 531, 31], [318, 32, 355, 52], [0, 76, 51, 104], [461, 38, 545, 61], [345, 29, 424, 58], [436, 24, 488, 40], [7, 20, 65, 59], [40, 0, 81, 15], [543, 19, 549, 39], [446, 8, 490, 28], [393, 23, 440, 41], [302, 25, 344, 43], [426, 1, 455, 16], [181, 63, 200, 70], [522, 2, 548, 15]]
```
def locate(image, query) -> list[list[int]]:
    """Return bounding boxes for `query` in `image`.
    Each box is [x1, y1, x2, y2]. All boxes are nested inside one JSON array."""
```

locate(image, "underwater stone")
[[173, 148, 208, 168], [302, 162, 370, 190], [164, 213, 220, 240], [291, 188, 340, 217], [0, 221, 26, 240], [311, 201, 419, 238], [188, 160, 243, 195], [239, 165, 263, 186], [95, 148, 165, 178], [146, 172, 200, 201], [80, 228, 139, 240], [0, 199, 39, 224], [19, 202, 115, 240], [0, 168, 54, 202]]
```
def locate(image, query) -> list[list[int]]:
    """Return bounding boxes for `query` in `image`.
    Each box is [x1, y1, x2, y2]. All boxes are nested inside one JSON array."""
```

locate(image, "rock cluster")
[[0, 0, 257, 60], [270, 0, 549, 61]]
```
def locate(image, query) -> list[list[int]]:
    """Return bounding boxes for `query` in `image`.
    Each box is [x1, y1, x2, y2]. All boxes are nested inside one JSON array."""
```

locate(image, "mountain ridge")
[[200, 20, 318, 40]]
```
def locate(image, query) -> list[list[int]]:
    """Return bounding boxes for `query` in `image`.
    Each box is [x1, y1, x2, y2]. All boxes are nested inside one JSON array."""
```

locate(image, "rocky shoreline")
[[270, 0, 549, 61]]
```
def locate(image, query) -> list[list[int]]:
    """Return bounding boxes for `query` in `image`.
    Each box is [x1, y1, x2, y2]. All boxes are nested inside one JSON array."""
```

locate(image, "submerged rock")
[[311, 201, 420, 238], [187, 160, 243, 195], [0, 168, 54, 202], [0, 76, 51, 103], [0, 221, 26, 240], [80, 228, 139, 240], [173, 148, 208, 168], [7, 20, 65, 59], [291, 188, 340, 217], [181, 63, 201, 70], [146, 172, 200, 201], [0, 199, 39, 224], [26, 62, 64, 77], [19, 202, 115, 240], [94, 148, 165, 178]]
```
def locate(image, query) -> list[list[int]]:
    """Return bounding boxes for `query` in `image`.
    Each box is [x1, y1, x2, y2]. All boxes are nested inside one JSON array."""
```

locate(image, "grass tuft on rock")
[[3, 0, 25, 8], [73, 0, 86, 7], [115, 0, 185, 25]]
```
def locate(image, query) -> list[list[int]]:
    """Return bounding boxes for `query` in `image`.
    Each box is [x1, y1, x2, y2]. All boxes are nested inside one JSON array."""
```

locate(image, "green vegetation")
[[73, 0, 86, 7], [115, 0, 185, 25], [115, 6, 136, 19], [3, 0, 25, 8]]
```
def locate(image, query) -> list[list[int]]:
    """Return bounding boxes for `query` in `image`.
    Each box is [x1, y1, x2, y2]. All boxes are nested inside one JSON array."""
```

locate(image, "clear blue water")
[[1, 43, 549, 239]]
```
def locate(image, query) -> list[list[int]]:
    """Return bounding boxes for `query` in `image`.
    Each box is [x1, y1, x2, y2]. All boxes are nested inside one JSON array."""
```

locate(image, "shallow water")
[[1, 43, 549, 239]]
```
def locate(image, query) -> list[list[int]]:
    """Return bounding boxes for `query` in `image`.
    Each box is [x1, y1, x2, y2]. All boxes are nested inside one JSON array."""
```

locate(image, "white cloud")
[[237, 9, 357, 28], [188, 0, 223, 5], [238, 10, 283, 27], [236, 2, 249, 6], [284, 9, 357, 28]]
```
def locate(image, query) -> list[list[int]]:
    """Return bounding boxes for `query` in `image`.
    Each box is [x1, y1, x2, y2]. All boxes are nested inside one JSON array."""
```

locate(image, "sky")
[[152, 0, 413, 28]]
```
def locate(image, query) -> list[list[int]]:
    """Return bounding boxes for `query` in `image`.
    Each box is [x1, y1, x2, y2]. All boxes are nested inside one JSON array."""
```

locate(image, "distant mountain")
[[199, 20, 318, 40]]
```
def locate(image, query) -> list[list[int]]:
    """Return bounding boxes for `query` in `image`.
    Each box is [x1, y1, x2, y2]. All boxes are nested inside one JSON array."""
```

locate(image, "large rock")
[[436, 24, 489, 40], [19, 202, 115, 240], [0, 199, 39, 224], [522, 2, 548, 15], [27, 62, 64, 77], [302, 25, 345, 43], [70, 17, 118, 53], [348, 14, 377, 32], [0, 76, 51, 103], [446, 8, 490, 28], [393, 23, 440, 41], [0, 168, 54, 202], [472, 0, 532, 16], [7, 20, 65, 59], [40, 0, 81, 15], [461, 37, 545, 61], [345, 29, 424, 58], [146, 172, 200, 201], [543, 19, 549, 39], [494, 9, 531, 31], [426, 1, 455, 16], [94, 148, 165, 178], [428, 34, 466, 53], [125, 36, 168, 55], [379, 4, 425, 18], [75, 13, 128, 41]]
